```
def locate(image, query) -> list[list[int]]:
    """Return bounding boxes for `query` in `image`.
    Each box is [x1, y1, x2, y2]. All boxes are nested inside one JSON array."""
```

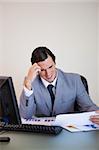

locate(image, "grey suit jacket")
[[19, 69, 98, 119]]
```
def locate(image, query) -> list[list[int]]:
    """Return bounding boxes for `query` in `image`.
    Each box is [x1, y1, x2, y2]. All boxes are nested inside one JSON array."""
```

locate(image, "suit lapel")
[[40, 83, 52, 112], [35, 76, 52, 114], [53, 70, 67, 114]]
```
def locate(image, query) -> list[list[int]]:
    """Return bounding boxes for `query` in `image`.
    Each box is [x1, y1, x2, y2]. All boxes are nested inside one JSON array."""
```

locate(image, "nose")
[[45, 69, 50, 77]]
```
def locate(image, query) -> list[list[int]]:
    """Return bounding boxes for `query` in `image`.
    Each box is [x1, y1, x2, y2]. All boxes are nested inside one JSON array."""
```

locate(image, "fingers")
[[95, 110, 99, 113], [33, 63, 41, 74], [24, 63, 41, 90], [90, 115, 99, 125], [27, 63, 41, 81]]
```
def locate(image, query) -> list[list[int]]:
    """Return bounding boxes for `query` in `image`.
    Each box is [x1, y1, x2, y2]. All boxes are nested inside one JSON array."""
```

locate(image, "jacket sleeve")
[[19, 89, 36, 119]]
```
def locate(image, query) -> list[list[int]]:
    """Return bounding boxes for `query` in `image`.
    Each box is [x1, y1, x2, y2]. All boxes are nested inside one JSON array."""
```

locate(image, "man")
[[19, 46, 99, 124]]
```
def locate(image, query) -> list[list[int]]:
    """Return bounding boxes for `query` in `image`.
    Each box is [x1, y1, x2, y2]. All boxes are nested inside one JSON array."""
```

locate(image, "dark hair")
[[31, 46, 56, 65]]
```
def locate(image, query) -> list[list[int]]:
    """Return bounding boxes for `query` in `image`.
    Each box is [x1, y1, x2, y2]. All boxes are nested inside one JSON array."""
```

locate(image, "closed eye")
[[41, 65, 53, 72], [49, 65, 53, 69]]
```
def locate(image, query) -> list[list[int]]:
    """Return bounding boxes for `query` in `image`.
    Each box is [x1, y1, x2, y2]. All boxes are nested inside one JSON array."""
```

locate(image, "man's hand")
[[90, 110, 99, 125], [24, 63, 41, 90]]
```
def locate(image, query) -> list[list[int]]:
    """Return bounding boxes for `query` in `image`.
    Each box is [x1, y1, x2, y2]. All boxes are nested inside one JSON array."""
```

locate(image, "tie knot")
[[47, 84, 54, 90]]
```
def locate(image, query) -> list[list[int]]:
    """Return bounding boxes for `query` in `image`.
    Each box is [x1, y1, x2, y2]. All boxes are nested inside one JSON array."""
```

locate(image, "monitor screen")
[[0, 76, 21, 124]]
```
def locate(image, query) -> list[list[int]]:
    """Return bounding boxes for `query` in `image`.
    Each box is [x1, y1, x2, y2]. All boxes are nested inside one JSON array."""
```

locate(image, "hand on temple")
[[24, 63, 41, 90]]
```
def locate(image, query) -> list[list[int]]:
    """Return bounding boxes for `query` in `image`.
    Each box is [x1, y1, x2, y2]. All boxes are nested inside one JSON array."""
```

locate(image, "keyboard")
[[0, 123, 62, 135]]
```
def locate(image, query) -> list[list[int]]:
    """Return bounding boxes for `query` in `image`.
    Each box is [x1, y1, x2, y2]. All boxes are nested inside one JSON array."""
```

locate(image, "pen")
[[84, 124, 97, 129], [67, 125, 78, 129]]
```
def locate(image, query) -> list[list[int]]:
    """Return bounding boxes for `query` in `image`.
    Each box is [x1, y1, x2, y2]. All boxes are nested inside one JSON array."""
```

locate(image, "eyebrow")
[[41, 65, 53, 71]]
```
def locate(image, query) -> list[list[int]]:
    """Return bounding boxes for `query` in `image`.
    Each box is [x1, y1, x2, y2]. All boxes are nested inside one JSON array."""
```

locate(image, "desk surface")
[[0, 129, 99, 150]]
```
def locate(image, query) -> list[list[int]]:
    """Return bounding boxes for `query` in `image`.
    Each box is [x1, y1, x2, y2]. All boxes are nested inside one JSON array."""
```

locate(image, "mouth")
[[46, 72, 56, 81], [47, 77, 52, 81], [46, 76, 55, 83]]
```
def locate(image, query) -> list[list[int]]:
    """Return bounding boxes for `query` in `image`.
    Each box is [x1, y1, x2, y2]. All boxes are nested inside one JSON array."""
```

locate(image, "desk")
[[0, 130, 99, 150]]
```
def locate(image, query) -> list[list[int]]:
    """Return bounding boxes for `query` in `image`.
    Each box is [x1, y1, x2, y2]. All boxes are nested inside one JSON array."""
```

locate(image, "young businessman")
[[19, 46, 99, 125]]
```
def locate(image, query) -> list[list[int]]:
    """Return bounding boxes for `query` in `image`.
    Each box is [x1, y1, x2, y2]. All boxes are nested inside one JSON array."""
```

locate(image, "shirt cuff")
[[23, 86, 33, 97]]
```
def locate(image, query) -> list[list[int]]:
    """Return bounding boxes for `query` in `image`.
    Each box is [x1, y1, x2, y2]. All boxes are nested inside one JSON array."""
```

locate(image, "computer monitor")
[[0, 76, 21, 124]]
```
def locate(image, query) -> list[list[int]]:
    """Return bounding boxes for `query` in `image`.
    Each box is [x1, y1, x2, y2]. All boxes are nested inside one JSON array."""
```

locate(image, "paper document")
[[21, 117, 55, 126], [53, 111, 99, 132], [21, 111, 99, 132]]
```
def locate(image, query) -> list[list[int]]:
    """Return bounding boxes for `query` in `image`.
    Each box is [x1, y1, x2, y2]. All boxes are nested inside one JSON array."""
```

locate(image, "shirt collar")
[[41, 72, 58, 88]]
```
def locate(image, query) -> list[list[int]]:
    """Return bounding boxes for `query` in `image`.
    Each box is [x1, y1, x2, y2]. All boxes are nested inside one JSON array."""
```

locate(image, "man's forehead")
[[37, 56, 55, 69], [37, 56, 53, 65]]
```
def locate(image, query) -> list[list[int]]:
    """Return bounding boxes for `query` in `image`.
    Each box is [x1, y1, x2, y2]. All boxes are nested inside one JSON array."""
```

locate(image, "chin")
[[45, 78, 52, 82], [48, 78, 54, 83]]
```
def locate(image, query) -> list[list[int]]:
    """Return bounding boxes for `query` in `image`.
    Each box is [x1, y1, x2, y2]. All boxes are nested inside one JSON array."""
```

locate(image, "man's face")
[[37, 55, 56, 83]]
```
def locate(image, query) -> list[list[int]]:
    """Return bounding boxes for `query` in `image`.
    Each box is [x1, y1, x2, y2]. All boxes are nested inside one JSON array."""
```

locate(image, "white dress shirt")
[[24, 75, 57, 97]]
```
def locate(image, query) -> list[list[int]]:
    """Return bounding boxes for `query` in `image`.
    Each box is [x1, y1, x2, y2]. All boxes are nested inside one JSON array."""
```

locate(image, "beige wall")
[[0, 2, 99, 105], [98, 3, 99, 104], [0, 5, 3, 70]]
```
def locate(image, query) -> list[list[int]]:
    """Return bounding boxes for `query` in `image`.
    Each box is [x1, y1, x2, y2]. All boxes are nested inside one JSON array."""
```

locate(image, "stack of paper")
[[53, 111, 99, 132], [21, 111, 99, 132]]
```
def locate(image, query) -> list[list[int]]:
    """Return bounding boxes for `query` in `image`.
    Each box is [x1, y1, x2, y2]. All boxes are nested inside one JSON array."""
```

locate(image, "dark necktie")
[[47, 84, 55, 109]]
